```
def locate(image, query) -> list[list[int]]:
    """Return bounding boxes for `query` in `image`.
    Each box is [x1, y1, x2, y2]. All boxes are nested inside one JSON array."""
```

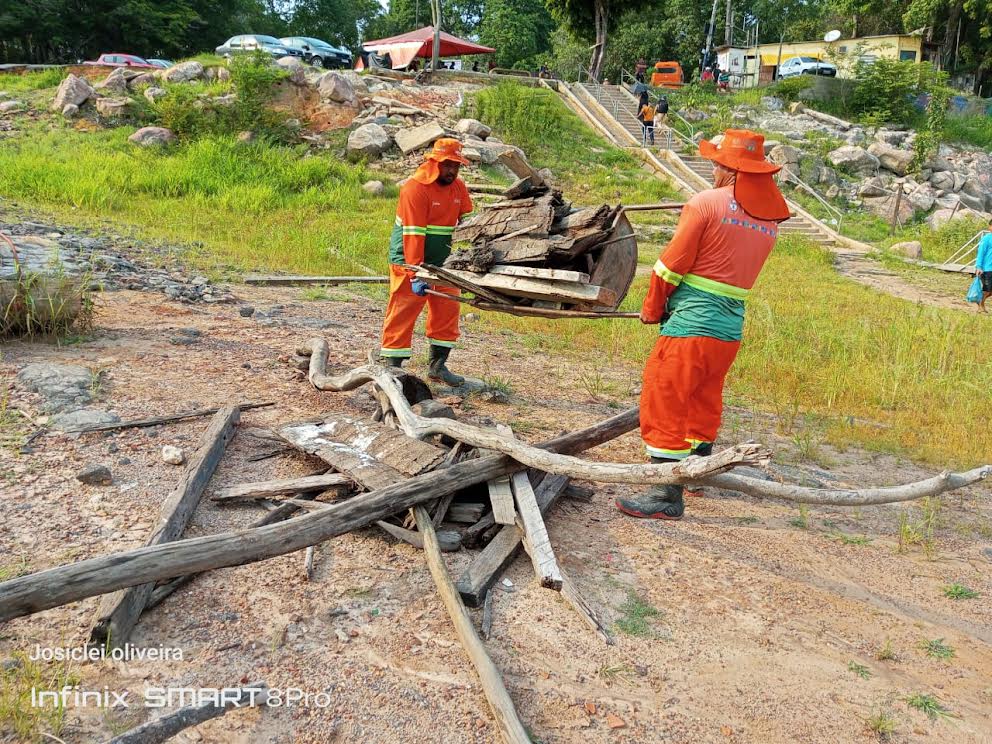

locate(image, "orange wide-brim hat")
[[412, 137, 471, 184], [698, 129, 790, 222]]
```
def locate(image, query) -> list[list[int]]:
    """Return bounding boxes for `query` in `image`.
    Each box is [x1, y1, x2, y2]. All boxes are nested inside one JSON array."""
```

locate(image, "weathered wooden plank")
[[211, 473, 352, 503], [488, 265, 590, 283], [89, 406, 241, 647], [412, 506, 532, 744], [0, 409, 640, 621], [489, 427, 517, 525], [425, 267, 616, 306], [456, 474, 570, 607], [497, 148, 544, 187], [63, 402, 272, 434], [453, 193, 556, 243], [448, 502, 486, 523]]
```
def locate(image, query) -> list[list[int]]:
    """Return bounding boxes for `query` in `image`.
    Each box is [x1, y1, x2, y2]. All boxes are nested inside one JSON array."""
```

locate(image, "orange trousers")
[[640, 335, 740, 459], [380, 265, 460, 358]]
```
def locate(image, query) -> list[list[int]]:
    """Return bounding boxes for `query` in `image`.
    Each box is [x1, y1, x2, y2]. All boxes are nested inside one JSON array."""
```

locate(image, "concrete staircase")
[[568, 81, 840, 247]]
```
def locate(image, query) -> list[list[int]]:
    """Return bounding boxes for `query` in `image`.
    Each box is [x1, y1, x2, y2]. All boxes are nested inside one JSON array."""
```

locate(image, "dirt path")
[[2, 285, 991, 744]]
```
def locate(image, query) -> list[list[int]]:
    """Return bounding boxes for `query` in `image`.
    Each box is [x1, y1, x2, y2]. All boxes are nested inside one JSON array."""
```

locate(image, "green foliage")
[[851, 58, 921, 123], [919, 637, 955, 660], [944, 113, 992, 149], [614, 591, 661, 637], [479, 0, 555, 69], [227, 51, 290, 133], [0, 68, 66, 92], [770, 75, 814, 102], [906, 693, 955, 720], [1, 267, 93, 339], [941, 583, 979, 600], [913, 79, 952, 170], [848, 661, 872, 679], [865, 708, 897, 739]]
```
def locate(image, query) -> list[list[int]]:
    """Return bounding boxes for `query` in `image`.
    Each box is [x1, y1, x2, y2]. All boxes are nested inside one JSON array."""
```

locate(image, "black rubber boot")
[[428, 345, 464, 386], [615, 457, 685, 520], [380, 356, 405, 368]]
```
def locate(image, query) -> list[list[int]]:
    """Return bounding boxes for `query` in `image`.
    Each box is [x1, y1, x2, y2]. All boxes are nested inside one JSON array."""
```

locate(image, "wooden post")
[[89, 406, 240, 648], [890, 180, 904, 234]]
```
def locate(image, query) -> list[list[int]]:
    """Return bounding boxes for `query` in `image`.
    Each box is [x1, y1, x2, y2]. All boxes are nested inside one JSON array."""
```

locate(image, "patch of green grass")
[[942, 583, 979, 600], [481, 375, 515, 396], [0, 555, 31, 581], [789, 503, 811, 530], [829, 531, 873, 546], [875, 638, 897, 661], [848, 661, 872, 679], [0, 68, 67, 92], [865, 708, 897, 739], [897, 497, 942, 559], [614, 590, 661, 638], [0, 651, 81, 743], [597, 662, 636, 686], [919, 638, 955, 660], [300, 287, 331, 301], [736, 515, 759, 525], [906, 692, 955, 720], [945, 113, 992, 149]]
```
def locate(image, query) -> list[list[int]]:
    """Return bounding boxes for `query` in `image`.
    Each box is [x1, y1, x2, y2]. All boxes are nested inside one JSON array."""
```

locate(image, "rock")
[[762, 139, 781, 156], [51, 409, 120, 431], [768, 144, 801, 165], [825, 184, 841, 199], [163, 61, 204, 83], [827, 146, 879, 176], [957, 190, 988, 212], [868, 142, 914, 176], [862, 194, 914, 223], [927, 208, 973, 230], [462, 147, 481, 162], [346, 123, 392, 162], [681, 108, 707, 123], [904, 183, 936, 212], [960, 178, 989, 204], [236, 130, 256, 143], [61, 103, 79, 118], [143, 86, 167, 103], [276, 55, 304, 69], [95, 97, 130, 117], [361, 180, 385, 195], [858, 176, 890, 198], [952, 172, 968, 192], [0, 100, 25, 114], [129, 72, 157, 88], [934, 193, 961, 210], [51, 73, 95, 111], [98, 67, 130, 95], [16, 363, 93, 413], [844, 128, 867, 146], [464, 313, 479, 322], [239, 305, 255, 317], [817, 166, 838, 186], [927, 156, 953, 173], [394, 122, 445, 155], [318, 72, 356, 104], [760, 96, 784, 111], [930, 171, 955, 191], [217, 67, 231, 82], [128, 126, 177, 147], [788, 101, 805, 114], [875, 128, 908, 147], [455, 118, 491, 139], [890, 240, 923, 259], [162, 445, 186, 465], [412, 400, 456, 419], [76, 464, 113, 486]]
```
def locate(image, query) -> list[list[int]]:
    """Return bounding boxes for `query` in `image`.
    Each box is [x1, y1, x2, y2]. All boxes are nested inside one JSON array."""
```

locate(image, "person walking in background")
[[635, 57, 648, 83], [976, 220, 992, 312], [380, 139, 473, 385], [617, 130, 790, 521], [655, 95, 669, 128], [639, 97, 657, 146]]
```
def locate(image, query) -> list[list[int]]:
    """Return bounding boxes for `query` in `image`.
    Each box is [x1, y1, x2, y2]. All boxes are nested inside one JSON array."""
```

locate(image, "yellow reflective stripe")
[[402, 226, 427, 235], [645, 444, 691, 460], [682, 273, 749, 299], [428, 338, 456, 348], [653, 260, 683, 285], [380, 347, 412, 357], [394, 216, 402, 225]]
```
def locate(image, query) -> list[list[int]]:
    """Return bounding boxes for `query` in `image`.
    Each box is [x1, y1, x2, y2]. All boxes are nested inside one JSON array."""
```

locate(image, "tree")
[[546, 0, 639, 80], [479, 0, 554, 68], [286, 0, 381, 48]]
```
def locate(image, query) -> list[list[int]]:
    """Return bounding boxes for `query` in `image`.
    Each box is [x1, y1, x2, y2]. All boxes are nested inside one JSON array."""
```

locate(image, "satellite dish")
[[824, 30, 842, 43]]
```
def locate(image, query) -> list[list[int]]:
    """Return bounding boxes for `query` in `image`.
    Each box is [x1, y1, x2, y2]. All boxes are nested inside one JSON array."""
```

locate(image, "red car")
[[83, 54, 158, 69]]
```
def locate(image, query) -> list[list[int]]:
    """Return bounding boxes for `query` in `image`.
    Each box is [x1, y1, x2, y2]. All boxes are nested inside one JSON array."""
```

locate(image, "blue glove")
[[411, 278, 429, 296]]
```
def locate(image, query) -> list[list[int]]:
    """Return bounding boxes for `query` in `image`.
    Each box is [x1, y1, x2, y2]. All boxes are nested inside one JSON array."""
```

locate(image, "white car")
[[778, 56, 837, 78]]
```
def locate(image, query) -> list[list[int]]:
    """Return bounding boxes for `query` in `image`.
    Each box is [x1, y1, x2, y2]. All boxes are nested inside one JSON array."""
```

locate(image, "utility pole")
[[775, 8, 788, 80], [703, 0, 720, 76], [431, 0, 441, 72], [725, 0, 733, 47]]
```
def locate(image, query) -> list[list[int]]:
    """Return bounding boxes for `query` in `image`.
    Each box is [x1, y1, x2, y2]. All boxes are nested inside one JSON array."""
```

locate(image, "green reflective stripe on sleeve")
[[653, 260, 683, 285], [380, 348, 412, 357], [428, 338, 456, 348], [682, 273, 749, 299], [645, 445, 692, 460], [426, 225, 455, 234]]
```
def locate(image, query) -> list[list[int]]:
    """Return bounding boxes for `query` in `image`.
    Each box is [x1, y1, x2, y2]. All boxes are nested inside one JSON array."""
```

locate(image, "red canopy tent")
[[358, 26, 495, 70]]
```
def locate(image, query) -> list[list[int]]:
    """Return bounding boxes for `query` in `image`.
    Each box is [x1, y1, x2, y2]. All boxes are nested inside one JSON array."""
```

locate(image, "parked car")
[[778, 56, 837, 78], [147, 59, 174, 69], [83, 53, 158, 69], [215, 35, 303, 59], [279, 36, 351, 68]]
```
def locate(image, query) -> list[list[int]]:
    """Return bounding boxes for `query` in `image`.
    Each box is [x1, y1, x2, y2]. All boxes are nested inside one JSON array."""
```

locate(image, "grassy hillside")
[[1, 74, 989, 467]]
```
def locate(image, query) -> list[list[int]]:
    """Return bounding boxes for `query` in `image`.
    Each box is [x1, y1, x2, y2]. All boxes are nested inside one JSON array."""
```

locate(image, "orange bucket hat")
[[412, 137, 471, 184], [698, 129, 790, 222]]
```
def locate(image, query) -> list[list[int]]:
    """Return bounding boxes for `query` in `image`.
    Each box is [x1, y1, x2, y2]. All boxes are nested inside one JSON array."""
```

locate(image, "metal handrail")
[[779, 170, 844, 230], [945, 229, 986, 267]]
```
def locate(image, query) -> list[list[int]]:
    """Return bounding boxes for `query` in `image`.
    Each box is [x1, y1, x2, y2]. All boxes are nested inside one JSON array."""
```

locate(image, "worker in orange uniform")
[[380, 138, 473, 386], [616, 129, 790, 520]]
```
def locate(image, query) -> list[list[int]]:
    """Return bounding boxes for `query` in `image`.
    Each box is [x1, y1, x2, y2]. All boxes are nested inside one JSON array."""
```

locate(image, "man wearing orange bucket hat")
[[617, 129, 790, 520], [380, 138, 473, 385]]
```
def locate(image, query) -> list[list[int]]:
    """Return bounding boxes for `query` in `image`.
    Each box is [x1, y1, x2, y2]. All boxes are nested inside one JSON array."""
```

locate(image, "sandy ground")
[[2, 285, 991, 744]]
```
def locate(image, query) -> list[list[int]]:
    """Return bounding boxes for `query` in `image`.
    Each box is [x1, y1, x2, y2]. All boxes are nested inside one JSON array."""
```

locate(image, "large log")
[[0, 408, 641, 621], [89, 406, 240, 647]]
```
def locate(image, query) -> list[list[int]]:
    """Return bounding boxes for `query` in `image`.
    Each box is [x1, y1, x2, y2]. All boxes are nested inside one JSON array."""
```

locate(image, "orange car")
[[650, 61, 684, 89]]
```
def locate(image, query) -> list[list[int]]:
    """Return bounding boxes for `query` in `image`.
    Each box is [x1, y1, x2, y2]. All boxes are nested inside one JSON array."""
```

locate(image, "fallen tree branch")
[[102, 682, 267, 744], [65, 402, 272, 434], [0, 408, 641, 621], [412, 506, 531, 744]]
